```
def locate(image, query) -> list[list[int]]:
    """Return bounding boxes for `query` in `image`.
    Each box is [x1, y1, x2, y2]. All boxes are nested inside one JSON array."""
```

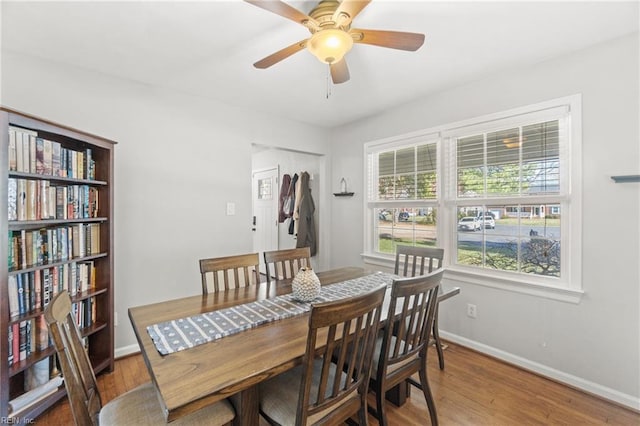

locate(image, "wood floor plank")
[[37, 342, 639, 425]]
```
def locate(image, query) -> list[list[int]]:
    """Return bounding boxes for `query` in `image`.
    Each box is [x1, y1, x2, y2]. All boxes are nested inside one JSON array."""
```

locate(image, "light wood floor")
[[38, 342, 639, 425]]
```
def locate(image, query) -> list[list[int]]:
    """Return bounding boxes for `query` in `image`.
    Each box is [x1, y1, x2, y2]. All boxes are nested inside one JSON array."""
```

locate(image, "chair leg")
[[433, 305, 445, 370], [419, 364, 438, 425], [358, 402, 368, 426], [375, 385, 388, 426]]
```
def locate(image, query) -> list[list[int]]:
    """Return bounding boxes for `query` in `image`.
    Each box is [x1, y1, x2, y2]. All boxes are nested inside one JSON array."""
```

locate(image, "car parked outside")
[[481, 215, 496, 229], [398, 211, 415, 221], [458, 216, 481, 231]]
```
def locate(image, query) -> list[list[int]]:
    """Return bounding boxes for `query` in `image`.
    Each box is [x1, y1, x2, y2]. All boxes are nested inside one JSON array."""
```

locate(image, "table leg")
[[433, 304, 446, 370], [230, 387, 259, 426], [385, 381, 410, 407]]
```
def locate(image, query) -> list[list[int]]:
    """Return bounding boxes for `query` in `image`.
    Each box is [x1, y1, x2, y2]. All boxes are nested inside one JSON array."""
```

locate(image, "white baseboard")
[[440, 331, 640, 412], [115, 343, 141, 359]]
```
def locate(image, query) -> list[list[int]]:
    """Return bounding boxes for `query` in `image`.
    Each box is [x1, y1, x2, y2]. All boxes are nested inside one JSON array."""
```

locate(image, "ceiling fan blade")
[[244, 0, 318, 28], [330, 59, 350, 84], [351, 28, 425, 51], [254, 39, 308, 69], [332, 0, 371, 26]]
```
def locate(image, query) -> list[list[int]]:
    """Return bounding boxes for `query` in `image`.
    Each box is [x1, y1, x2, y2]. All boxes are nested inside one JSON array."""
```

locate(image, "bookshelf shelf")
[[0, 108, 116, 421], [8, 252, 109, 275], [8, 170, 108, 186]]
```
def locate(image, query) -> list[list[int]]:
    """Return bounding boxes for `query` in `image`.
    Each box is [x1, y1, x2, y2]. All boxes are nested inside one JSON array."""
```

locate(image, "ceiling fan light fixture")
[[307, 28, 353, 64]]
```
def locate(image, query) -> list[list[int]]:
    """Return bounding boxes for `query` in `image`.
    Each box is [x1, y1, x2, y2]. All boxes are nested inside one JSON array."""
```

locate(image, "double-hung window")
[[364, 95, 582, 300], [365, 133, 440, 256]]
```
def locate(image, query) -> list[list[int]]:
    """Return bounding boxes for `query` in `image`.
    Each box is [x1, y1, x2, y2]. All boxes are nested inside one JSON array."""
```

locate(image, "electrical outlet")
[[466, 303, 477, 318], [114, 311, 118, 327]]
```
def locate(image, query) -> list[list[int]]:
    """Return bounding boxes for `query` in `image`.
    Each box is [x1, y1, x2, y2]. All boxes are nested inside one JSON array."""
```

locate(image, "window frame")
[[364, 131, 442, 259], [363, 95, 583, 303]]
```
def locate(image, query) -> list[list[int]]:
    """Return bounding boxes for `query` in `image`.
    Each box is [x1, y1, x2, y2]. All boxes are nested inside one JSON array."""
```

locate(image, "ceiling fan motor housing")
[[306, 0, 354, 64], [308, 0, 350, 30]]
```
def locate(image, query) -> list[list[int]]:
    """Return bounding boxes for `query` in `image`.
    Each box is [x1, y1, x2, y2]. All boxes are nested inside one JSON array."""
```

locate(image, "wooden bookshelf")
[[0, 108, 115, 421]]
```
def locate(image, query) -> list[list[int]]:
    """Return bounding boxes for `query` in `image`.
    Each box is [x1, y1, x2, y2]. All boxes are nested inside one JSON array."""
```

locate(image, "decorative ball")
[[292, 267, 321, 302]]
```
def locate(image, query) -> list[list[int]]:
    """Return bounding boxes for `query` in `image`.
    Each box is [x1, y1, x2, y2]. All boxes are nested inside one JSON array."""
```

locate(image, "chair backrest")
[[297, 285, 386, 425], [263, 247, 311, 283], [199, 252, 260, 294], [394, 245, 444, 277], [377, 270, 443, 387], [44, 291, 102, 426]]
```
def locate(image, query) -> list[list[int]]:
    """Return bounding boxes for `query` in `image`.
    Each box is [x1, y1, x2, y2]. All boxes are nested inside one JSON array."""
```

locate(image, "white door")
[[252, 167, 279, 274]]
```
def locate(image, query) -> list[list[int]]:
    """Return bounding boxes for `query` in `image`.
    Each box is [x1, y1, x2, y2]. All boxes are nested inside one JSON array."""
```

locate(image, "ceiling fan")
[[245, 0, 425, 84]]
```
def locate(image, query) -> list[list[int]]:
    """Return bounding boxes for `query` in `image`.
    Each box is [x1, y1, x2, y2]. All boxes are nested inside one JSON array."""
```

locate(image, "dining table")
[[128, 266, 459, 426]]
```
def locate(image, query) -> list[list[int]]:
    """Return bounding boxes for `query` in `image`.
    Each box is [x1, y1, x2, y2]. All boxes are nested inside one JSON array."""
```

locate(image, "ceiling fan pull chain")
[[326, 65, 332, 99]]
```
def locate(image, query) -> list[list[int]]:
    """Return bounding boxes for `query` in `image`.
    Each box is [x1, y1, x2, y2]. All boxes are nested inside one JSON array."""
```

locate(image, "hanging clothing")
[[292, 174, 303, 235], [295, 172, 317, 256], [278, 174, 292, 223], [287, 173, 299, 235]]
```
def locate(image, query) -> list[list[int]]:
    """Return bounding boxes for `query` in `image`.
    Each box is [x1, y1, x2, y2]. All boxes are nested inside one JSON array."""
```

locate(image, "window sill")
[[361, 253, 584, 304]]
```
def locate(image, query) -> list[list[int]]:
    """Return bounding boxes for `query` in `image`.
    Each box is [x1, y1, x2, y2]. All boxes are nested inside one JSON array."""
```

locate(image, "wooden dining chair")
[[370, 270, 444, 426], [44, 291, 235, 426], [263, 247, 311, 283], [394, 245, 448, 370], [259, 285, 387, 426], [199, 252, 260, 294]]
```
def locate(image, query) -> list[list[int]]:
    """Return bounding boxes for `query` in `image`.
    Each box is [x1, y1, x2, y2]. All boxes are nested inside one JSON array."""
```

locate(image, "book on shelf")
[[8, 324, 13, 367], [28, 317, 35, 355], [29, 134, 36, 175], [77, 151, 84, 180], [15, 131, 23, 172], [34, 271, 42, 311], [11, 323, 19, 366], [85, 148, 93, 180], [69, 150, 77, 179], [55, 186, 66, 219], [25, 180, 36, 221], [8, 127, 17, 171], [8, 178, 17, 221], [35, 138, 44, 174], [16, 179, 26, 221], [51, 142, 61, 177], [43, 139, 52, 176], [21, 133, 30, 174], [8, 275, 19, 318], [16, 275, 25, 316], [27, 273, 35, 316], [18, 320, 27, 362]]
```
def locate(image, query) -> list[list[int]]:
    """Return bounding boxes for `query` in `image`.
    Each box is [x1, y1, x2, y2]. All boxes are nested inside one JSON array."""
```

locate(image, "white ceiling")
[[2, 1, 638, 128]]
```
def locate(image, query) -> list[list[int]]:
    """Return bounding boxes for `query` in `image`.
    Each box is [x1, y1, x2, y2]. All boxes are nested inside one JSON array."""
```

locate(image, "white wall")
[[329, 34, 640, 409], [1, 51, 330, 352]]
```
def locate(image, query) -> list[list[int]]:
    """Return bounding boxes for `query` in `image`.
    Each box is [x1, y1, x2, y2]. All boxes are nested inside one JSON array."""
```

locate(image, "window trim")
[[362, 94, 583, 303]]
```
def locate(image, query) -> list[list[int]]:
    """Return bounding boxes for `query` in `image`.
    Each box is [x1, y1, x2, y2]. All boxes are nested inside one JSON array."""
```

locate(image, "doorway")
[[252, 167, 279, 274], [251, 145, 327, 271]]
